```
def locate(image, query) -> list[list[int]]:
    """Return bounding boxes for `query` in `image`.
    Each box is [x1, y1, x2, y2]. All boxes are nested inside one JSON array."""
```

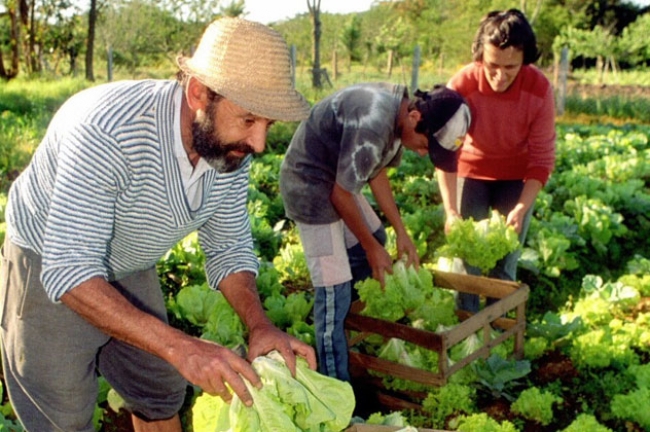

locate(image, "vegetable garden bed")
[[345, 270, 529, 412]]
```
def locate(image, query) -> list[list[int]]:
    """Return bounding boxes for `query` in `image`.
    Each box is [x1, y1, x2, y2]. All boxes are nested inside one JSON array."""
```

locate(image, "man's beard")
[[191, 100, 254, 173]]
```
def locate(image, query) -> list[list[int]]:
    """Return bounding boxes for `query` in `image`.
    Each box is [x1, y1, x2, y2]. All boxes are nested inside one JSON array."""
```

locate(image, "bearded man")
[[0, 17, 315, 432]]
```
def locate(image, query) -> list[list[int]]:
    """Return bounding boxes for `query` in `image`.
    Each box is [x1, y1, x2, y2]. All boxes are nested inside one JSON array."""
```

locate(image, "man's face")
[[400, 123, 429, 156], [192, 95, 273, 173], [481, 43, 524, 93], [397, 102, 429, 157]]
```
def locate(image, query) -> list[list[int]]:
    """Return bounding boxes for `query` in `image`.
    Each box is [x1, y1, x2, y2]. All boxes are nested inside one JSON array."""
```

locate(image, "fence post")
[[556, 46, 569, 116], [411, 45, 421, 92], [107, 46, 113, 82], [290, 44, 297, 84]]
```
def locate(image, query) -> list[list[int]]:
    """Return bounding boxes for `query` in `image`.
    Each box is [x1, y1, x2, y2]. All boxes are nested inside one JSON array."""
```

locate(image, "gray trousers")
[[0, 239, 187, 432]]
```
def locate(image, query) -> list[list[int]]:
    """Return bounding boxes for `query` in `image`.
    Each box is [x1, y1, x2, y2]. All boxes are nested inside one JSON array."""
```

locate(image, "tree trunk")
[[609, 56, 618, 77], [86, 0, 98, 81], [29, 0, 40, 73], [18, 0, 28, 25], [19, 0, 33, 74], [596, 55, 604, 85], [0, 7, 21, 79], [0, 46, 7, 79], [307, 0, 322, 89]]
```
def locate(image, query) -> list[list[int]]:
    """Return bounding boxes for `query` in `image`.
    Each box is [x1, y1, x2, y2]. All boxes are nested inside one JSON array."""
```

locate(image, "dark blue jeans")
[[313, 226, 386, 381], [456, 178, 532, 313]]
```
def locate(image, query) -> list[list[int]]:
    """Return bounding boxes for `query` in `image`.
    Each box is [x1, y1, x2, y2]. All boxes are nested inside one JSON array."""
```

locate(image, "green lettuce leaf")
[[191, 351, 355, 432]]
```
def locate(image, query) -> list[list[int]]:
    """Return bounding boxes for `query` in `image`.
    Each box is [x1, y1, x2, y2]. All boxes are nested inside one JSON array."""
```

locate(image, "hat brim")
[[429, 138, 458, 172], [177, 56, 310, 122]]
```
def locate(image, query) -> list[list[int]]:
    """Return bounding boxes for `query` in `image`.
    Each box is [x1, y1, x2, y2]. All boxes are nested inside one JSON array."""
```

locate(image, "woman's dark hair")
[[471, 9, 541, 65]]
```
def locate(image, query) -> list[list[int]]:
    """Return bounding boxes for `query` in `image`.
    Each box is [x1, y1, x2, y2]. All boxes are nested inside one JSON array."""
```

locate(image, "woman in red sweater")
[[443, 9, 556, 312]]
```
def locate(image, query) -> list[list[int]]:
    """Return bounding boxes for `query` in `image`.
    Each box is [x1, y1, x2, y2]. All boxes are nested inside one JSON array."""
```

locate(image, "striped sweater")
[[6, 80, 258, 302]]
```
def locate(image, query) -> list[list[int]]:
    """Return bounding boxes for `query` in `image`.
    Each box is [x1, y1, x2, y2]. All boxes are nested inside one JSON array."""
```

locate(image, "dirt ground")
[[565, 82, 650, 99]]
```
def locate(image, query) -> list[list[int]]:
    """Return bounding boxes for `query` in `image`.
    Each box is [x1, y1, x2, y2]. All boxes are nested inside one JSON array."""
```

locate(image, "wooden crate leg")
[[439, 347, 449, 384], [514, 302, 526, 359]]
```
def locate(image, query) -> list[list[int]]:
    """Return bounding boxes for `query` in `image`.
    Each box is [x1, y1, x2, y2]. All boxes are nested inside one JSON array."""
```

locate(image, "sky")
[[244, 0, 376, 24], [243, 0, 650, 24]]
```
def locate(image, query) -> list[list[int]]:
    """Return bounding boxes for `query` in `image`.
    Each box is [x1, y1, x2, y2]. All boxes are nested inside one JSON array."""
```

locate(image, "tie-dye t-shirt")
[[280, 82, 406, 224]]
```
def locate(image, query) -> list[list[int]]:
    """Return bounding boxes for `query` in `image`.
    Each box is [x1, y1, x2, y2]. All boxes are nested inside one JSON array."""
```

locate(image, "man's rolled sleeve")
[[40, 126, 125, 301]]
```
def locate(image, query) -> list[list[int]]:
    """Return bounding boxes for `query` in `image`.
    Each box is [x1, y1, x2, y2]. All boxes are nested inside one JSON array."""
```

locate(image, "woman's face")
[[481, 43, 524, 93]]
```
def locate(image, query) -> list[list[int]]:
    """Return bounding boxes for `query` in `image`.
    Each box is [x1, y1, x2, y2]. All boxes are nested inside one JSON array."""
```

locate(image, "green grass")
[[0, 77, 92, 192], [292, 62, 452, 103], [0, 76, 91, 115]]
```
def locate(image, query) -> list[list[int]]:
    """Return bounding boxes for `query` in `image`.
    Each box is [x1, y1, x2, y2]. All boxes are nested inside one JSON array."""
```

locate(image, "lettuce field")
[[155, 122, 650, 432], [1, 81, 650, 431]]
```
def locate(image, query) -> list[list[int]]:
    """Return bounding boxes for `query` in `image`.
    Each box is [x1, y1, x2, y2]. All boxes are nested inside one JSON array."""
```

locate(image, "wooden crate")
[[345, 270, 529, 411]]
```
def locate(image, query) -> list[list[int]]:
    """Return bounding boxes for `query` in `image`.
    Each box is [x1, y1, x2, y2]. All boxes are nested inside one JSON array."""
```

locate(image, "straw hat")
[[177, 17, 310, 122]]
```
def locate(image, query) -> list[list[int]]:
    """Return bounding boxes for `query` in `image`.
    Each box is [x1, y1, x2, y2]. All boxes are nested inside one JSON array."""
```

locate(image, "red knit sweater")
[[448, 62, 556, 185]]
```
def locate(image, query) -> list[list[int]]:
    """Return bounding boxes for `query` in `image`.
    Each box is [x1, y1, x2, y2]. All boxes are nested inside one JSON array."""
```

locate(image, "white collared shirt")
[[173, 87, 211, 211]]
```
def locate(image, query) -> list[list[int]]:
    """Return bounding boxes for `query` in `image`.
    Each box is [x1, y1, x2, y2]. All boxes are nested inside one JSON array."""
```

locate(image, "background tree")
[[96, 0, 195, 76], [85, 0, 98, 81], [556, 25, 618, 84], [0, 0, 20, 79], [41, 9, 85, 75], [157, 0, 220, 23], [221, 0, 244, 17], [617, 13, 650, 67], [340, 13, 361, 72], [374, 16, 411, 79], [20, 0, 34, 73], [22, 0, 82, 75], [2, 0, 649, 82]]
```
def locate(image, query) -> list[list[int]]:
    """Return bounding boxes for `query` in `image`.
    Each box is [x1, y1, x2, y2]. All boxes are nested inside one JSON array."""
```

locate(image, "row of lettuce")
[[0, 123, 648, 430]]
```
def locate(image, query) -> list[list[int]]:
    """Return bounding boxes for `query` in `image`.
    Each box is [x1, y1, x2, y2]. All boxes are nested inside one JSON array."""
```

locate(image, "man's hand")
[[246, 320, 317, 376], [368, 169, 420, 273], [169, 315, 316, 407], [172, 336, 260, 405], [218, 272, 316, 396], [395, 231, 420, 269], [364, 241, 394, 286], [174, 326, 316, 406]]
